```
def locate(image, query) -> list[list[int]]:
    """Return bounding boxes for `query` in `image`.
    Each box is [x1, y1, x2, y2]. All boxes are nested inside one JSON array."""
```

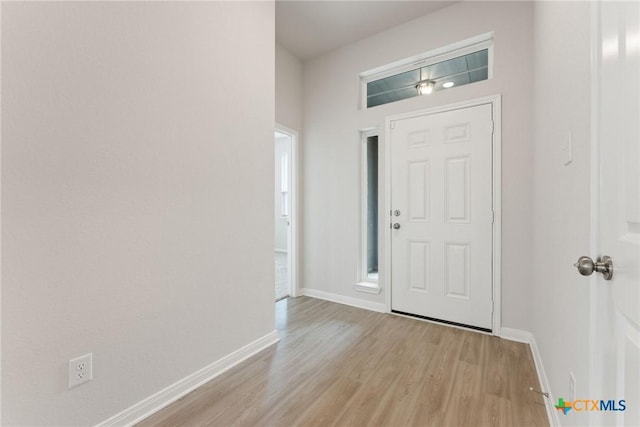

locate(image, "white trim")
[[491, 96, 502, 337], [383, 95, 502, 336], [96, 331, 280, 427], [500, 327, 533, 344], [359, 129, 380, 286], [274, 248, 288, 254], [384, 119, 392, 314], [275, 123, 299, 298], [360, 32, 494, 81], [354, 282, 382, 295], [0, 1, 3, 420], [301, 288, 386, 313], [501, 329, 560, 427], [383, 94, 501, 123]]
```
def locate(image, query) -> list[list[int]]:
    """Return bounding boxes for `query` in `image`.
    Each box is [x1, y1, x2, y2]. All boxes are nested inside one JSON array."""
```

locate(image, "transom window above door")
[[361, 33, 493, 108]]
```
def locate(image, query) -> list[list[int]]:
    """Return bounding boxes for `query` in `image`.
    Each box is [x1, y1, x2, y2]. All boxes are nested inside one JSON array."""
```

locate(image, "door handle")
[[574, 256, 613, 280], [392, 223, 401, 230]]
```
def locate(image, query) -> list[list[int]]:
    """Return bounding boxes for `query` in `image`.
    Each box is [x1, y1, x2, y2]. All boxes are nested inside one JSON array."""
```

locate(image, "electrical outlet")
[[569, 371, 576, 401], [68, 353, 92, 389]]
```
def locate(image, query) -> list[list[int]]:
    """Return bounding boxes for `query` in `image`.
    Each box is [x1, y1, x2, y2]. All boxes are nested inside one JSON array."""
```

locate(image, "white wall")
[[302, 1, 534, 330], [276, 43, 303, 133], [1, 2, 275, 425], [531, 2, 592, 424], [275, 43, 302, 291]]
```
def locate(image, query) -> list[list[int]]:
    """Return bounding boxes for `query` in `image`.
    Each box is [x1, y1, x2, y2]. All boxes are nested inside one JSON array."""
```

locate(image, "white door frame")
[[383, 94, 502, 335], [275, 123, 299, 298]]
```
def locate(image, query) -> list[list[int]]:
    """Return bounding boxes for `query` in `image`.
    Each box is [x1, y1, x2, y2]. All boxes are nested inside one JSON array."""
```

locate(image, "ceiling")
[[276, 1, 458, 61]]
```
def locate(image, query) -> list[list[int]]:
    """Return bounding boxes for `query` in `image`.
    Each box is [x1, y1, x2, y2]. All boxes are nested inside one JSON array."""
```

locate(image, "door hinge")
[[490, 120, 495, 134], [491, 211, 495, 224], [390, 121, 396, 130]]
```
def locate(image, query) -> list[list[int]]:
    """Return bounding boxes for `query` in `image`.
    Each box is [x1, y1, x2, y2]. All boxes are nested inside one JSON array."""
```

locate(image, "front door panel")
[[390, 103, 494, 330]]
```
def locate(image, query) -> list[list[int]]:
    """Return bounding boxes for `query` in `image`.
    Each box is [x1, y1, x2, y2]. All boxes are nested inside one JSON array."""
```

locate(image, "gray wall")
[[275, 43, 303, 291], [301, 1, 535, 329], [531, 2, 592, 424], [276, 43, 303, 133], [1, 2, 275, 425]]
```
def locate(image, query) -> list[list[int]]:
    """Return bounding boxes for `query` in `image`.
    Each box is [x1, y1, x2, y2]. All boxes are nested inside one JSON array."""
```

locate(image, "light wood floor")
[[139, 297, 549, 427]]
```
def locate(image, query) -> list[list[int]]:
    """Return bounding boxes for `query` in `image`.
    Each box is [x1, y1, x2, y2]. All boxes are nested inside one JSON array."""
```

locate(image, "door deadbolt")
[[574, 255, 613, 280], [394, 210, 401, 216]]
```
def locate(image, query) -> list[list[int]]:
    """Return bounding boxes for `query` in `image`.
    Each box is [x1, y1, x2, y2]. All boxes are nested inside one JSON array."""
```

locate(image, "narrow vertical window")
[[356, 132, 381, 294], [366, 136, 379, 278]]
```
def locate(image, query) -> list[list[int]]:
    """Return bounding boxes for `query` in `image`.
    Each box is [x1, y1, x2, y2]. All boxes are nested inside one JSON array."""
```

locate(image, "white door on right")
[[590, 1, 639, 425], [390, 103, 494, 330]]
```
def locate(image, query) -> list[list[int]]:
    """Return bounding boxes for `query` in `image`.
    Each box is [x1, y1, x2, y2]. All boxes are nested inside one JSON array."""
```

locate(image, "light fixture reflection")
[[416, 80, 435, 95], [443, 81, 455, 88]]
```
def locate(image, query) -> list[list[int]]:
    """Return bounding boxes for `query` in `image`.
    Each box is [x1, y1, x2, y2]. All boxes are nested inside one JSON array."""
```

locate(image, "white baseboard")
[[500, 327, 533, 344], [97, 331, 280, 427], [354, 281, 382, 295], [500, 328, 559, 427], [301, 288, 386, 313]]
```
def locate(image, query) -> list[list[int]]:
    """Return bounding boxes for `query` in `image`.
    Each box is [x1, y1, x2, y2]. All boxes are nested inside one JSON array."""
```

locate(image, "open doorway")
[[274, 125, 298, 301]]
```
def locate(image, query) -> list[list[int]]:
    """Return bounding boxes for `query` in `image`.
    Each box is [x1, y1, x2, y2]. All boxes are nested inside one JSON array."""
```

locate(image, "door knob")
[[392, 223, 401, 230], [574, 256, 613, 280]]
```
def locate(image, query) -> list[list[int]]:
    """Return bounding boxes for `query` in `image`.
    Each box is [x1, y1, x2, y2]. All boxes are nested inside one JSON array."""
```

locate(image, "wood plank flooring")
[[139, 296, 549, 427]]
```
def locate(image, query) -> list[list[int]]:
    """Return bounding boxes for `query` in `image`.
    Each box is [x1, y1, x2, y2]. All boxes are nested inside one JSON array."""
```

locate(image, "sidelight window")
[[357, 131, 381, 294]]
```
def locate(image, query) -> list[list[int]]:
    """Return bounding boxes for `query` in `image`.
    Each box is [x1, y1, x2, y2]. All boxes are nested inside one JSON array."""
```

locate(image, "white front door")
[[390, 103, 494, 330], [589, 2, 639, 425]]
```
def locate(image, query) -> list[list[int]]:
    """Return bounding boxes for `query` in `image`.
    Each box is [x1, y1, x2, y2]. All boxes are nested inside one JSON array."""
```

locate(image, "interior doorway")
[[274, 125, 298, 301]]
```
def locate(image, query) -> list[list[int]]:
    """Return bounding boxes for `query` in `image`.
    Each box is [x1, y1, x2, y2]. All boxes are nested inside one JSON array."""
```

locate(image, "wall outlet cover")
[[69, 353, 93, 389]]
